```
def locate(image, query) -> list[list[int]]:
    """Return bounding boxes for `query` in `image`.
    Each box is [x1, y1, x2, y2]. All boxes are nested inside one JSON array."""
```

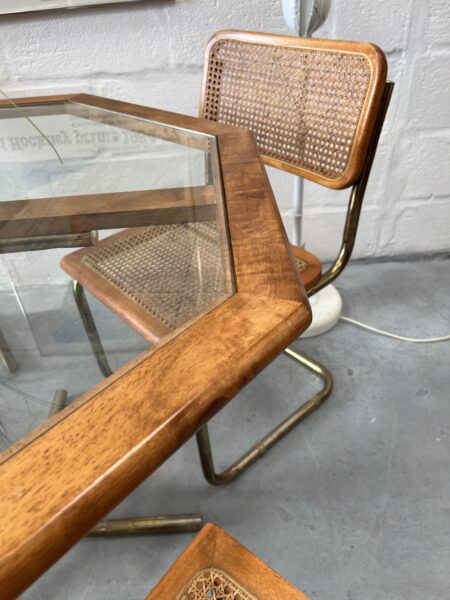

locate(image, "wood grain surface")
[[146, 523, 310, 599], [291, 245, 322, 292], [0, 186, 217, 238], [0, 94, 310, 599]]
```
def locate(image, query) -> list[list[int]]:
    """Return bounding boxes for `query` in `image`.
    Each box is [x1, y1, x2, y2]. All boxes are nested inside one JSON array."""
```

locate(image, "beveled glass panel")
[[0, 100, 234, 457], [0, 103, 212, 201]]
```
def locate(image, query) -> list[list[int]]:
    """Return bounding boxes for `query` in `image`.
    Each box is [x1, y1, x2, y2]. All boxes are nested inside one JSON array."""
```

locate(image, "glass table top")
[[0, 100, 234, 457], [0, 102, 213, 201]]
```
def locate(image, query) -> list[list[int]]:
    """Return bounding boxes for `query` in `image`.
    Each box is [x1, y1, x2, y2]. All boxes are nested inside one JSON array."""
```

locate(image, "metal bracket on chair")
[[196, 348, 333, 486], [0, 328, 17, 373], [48, 389, 68, 418], [72, 281, 113, 378]]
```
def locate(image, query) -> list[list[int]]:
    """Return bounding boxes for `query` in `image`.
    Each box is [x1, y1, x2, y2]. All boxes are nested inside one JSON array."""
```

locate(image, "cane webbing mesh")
[[295, 255, 309, 272], [177, 568, 257, 600], [203, 37, 372, 185], [81, 223, 226, 330]]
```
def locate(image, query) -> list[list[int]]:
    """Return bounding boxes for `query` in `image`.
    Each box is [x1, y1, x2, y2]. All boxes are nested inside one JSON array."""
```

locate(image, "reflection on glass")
[[0, 101, 233, 458], [0, 103, 210, 201]]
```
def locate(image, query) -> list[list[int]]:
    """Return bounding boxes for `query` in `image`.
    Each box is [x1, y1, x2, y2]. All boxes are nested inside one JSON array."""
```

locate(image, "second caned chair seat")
[[61, 223, 322, 343]]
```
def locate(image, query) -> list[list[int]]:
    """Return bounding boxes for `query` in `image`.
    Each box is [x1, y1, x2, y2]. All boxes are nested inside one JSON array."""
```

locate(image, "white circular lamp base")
[[303, 284, 342, 338]]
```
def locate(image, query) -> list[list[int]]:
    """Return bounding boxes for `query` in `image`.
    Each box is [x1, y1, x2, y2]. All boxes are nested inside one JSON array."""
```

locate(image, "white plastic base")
[[303, 284, 343, 338]]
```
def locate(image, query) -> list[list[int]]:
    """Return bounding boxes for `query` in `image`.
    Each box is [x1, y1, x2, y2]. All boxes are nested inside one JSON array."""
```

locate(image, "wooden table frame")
[[0, 97, 216, 240], [0, 94, 311, 599]]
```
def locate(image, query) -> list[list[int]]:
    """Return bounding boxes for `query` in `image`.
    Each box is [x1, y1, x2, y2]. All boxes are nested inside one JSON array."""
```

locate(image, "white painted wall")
[[0, 0, 449, 266]]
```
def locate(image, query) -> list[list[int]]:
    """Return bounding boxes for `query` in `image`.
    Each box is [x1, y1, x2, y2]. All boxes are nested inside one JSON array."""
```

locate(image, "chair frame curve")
[[195, 82, 394, 485], [308, 81, 394, 296], [195, 30, 394, 485]]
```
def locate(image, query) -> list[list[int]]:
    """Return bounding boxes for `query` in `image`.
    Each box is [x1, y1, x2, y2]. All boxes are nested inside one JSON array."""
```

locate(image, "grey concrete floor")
[[13, 258, 450, 599]]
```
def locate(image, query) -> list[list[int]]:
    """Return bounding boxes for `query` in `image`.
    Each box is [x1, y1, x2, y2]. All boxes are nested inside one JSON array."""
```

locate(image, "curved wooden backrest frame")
[[200, 30, 388, 190]]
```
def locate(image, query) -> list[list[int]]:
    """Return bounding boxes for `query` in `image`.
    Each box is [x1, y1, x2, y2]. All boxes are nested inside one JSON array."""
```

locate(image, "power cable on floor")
[[340, 315, 450, 343]]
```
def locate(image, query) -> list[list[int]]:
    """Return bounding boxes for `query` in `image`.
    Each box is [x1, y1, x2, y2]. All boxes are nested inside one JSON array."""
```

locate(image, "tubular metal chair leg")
[[0, 328, 17, 373], [196, 347, 333, 486], [87, 514, 203, 537], [48, 388, 68, 418], [72, 281, 113, 378], [71, 281, 203, 535]]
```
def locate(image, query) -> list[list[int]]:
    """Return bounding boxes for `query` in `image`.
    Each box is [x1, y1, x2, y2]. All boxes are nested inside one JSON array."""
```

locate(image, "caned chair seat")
[[291, 244, 322, 292], [60, 222, 229, 343], [145, 523, 310, 600], [61, 224, 322, 343]]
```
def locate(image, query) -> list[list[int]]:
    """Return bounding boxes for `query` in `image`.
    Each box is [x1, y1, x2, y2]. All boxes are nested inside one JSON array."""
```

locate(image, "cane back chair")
[[61, 32, 392, 496], [194, 31, 392, 484]]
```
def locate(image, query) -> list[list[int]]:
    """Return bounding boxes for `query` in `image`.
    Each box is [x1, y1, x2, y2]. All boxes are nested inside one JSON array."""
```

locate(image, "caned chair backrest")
[[200, 31, 388, 190]]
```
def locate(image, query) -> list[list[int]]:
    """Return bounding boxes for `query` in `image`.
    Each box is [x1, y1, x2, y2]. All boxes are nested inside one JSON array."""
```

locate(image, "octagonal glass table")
[[0, 94, 311, 598], [0, 97, 232, 454]]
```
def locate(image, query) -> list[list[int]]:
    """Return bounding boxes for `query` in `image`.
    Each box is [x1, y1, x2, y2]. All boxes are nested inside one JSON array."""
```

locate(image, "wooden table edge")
[[0, 95, 310, 598], [0, 293, 310, 599]]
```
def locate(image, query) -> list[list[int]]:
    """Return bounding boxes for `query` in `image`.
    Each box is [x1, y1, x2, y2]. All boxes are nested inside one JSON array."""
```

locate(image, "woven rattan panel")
[[81, 223, 227, 330], [177, 568, 257, 600], [203, 38, 371, 184], [295, 256, 309, 272]]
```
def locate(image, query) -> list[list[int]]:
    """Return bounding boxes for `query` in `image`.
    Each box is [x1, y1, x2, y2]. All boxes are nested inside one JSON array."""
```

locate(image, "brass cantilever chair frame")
[[64, 32, 393, 502], [193, 31, 393, 484]]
